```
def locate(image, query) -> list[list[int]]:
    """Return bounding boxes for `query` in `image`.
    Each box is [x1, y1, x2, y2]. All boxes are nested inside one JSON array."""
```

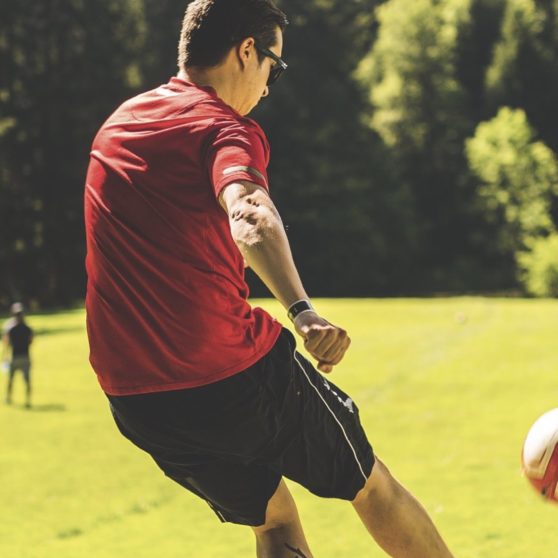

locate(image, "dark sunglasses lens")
[[268, 66, 283, 86]]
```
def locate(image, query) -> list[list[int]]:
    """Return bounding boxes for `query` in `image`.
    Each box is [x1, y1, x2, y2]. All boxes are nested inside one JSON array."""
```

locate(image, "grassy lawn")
[[1, 298, 557, 557]]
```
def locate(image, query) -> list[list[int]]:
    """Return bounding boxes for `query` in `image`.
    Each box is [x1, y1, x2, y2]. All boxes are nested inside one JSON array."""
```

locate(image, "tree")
[[356, 0, 511, 291], [518, 233, 558, 296], [138, 0, 187, 87], [466, 107, 558, 295], [466, 107, 558, 252], [358, 0, 472, 153], [0, 0, 146, 306], [454, 0, 507, 121], [248, 0, 416, 295], [486, 0, 558, 152]]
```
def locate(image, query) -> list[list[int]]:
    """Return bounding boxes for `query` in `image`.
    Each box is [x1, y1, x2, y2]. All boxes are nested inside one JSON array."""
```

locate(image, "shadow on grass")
[[28, 403, 67, 412], [34, 326, 84, 337]]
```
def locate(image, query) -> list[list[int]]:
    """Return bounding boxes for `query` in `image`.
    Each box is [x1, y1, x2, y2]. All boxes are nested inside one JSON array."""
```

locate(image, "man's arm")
[[219, 181, 350, 373], [2, 333, 10, 362]]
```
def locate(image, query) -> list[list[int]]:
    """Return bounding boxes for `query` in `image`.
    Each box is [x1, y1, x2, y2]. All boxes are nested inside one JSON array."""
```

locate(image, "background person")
[[2, 302, 33, 408], [84, 1, 455, 557]]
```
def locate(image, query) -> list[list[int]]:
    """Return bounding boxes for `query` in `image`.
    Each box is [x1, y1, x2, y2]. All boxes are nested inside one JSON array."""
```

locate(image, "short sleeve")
[[206, 119, 270, 199]]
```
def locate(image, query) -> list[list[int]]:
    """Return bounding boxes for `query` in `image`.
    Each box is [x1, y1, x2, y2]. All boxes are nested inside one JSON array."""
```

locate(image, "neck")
[[178, 65, 240, 112]]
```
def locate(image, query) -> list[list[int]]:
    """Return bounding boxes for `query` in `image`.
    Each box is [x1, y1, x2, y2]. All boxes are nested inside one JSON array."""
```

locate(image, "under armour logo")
[[322, 378, 355, 414]]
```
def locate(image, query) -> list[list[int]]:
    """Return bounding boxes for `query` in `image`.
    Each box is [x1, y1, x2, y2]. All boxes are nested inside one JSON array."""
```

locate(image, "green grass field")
[[1, 298, 558, 558]]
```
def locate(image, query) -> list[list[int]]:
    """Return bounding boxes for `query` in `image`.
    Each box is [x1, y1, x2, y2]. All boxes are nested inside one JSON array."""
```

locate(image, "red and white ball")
[[522, 408, 558, 502]]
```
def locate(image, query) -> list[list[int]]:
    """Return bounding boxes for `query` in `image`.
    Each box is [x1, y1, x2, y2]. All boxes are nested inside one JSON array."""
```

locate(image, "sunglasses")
[[256, 46, 288, 86]]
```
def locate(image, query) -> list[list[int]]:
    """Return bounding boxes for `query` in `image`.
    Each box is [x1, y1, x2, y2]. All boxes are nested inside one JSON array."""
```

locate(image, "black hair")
[[178, 0, 288, 69]]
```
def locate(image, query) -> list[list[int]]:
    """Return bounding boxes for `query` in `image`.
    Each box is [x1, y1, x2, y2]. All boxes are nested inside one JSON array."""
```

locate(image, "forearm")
[[236, 216, 351, 373], [229, 201, 308, 309], [240, 218, 308, 309], [222, 182, 350, 371]]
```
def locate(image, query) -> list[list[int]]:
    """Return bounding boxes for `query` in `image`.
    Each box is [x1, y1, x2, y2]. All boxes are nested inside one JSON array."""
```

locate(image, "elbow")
[[230, 207, 277, 253]]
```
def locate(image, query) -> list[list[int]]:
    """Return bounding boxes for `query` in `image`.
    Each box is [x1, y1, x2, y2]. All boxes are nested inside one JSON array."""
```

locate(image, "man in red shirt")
[[84, 1, 455, 557]]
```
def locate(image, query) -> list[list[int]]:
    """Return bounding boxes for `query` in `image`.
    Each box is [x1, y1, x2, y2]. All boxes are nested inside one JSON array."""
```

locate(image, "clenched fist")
[[293, 311, 351, 373]]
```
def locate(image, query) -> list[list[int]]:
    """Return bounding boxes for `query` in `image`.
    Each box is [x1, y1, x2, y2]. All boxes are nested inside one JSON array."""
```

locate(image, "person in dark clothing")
[[2, 302, 33, 408]]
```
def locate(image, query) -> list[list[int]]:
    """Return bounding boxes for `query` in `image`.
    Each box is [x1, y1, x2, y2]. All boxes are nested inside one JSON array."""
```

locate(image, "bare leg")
[[352, 458, 455, 558], [5, 367, 14, 404], [25, 378, 31, 408], [24, 366, 31, 408], [252, 479, 313, 558]]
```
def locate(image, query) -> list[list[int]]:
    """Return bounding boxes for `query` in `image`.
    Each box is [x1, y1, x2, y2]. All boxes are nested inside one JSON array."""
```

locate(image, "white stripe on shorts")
[[292, 351, 369, 483], [206, 500, 226, 522]]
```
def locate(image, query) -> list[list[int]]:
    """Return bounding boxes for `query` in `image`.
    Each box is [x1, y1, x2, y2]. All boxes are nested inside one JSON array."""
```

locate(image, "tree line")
[[0, 0, 557, 307]]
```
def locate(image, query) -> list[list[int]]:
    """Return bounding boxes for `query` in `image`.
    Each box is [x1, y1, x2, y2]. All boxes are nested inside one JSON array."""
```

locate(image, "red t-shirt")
[[84, 77, 282, 395]]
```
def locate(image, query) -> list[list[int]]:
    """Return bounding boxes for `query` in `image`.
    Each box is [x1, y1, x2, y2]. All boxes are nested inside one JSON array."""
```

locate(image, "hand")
[[293, 311, 351, 373]]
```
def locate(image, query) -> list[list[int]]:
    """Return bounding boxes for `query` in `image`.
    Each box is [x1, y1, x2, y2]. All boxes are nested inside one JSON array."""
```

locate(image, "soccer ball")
[[522, 408, 558, 502]]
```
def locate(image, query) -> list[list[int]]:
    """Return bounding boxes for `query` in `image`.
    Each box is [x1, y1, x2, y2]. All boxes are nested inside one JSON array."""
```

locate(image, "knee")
[[352, 457, 397, 505], [252, 479, 299, 535], [253, 513, 296, 536]]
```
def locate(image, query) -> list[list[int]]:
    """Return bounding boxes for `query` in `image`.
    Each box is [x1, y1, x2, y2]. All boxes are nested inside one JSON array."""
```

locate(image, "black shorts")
[[107, 328, 374, 526]]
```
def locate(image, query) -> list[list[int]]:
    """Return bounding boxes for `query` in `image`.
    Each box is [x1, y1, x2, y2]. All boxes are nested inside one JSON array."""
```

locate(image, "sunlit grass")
[[1, 298, 557, 557]]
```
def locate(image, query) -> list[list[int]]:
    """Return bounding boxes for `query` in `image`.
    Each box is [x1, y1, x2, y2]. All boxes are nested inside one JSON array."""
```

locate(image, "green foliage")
[[356, 0, 512, 292], [466, 107, 558, 252], [0, 0, 146, 306], [0, 117, 16, 137], [486, 0, 558, 150], [486, 0, 540, 94], [136, 0, 187, 86], [357, 0, 471, 151], [252, 0, 417, 295], [454, 0, 507, 120], [518, 233, 558, 296]]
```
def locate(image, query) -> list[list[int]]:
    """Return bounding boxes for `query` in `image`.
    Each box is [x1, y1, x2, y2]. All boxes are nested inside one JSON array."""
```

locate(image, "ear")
[[237, 37, 256, 69]]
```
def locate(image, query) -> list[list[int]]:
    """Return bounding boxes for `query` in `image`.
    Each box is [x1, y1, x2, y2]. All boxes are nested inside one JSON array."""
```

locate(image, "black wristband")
[[287, 299, 314, 322]]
